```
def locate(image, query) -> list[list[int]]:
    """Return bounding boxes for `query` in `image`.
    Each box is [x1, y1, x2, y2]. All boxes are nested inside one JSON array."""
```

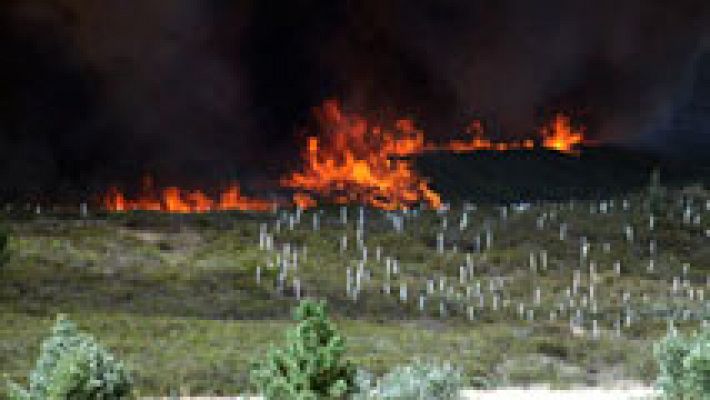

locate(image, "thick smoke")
[[322, 1, 710, 144], [0, 0, 255, 197], [0, 0, 708, 198]]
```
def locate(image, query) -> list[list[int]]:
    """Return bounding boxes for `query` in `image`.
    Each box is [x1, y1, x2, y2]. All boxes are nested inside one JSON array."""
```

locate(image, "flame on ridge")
[[540, 113, 586, 154], [281, 99, 441, 211], [103, 176, 275, 213], [103, 101, 590, 213], [446, 120, 535, 152]]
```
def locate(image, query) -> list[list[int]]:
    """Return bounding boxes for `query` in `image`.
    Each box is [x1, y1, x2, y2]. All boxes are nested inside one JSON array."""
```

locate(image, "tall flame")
[[281, 100, 441, 210]]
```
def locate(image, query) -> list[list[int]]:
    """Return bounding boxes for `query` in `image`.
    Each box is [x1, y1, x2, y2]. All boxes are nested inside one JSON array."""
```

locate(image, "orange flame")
[[103, 179, 274, 213], [281, 100, 441, 210], [540, 113, 585, 154], [292, 192, 317, 209], [102, 104, 591, 213], [446, 120, 550, 152]]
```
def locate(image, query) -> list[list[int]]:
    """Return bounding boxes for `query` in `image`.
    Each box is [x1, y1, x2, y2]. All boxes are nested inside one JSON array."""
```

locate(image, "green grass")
[[0, 310, 657, 396], [0, 187, 708, 396]]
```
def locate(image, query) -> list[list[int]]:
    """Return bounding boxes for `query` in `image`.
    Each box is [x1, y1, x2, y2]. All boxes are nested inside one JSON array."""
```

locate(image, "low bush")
[[6, 314, 133, 400], [654, 329, 710, 400], [681, 338, 710, 399], [354, 359, 465, 400]]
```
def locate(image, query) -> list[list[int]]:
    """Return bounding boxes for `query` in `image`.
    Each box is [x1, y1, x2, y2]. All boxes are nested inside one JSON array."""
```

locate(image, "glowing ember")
[[281, 99, 441, 210], [103, 178, 274, 213], [540, 113, 585, 154]]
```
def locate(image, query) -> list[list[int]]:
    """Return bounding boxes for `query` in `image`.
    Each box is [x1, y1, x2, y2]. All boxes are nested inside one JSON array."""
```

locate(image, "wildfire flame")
[[540, 113, 585, 154], [103, 177, 275, 213], [446, 120, 535, 152], [281, 100, 441, 211], [446, 115, 587, 154], [102, 102, 591, 213]]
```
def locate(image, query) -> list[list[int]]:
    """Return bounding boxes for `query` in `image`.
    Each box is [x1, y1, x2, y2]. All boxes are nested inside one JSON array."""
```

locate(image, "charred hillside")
[[417, 145, 710, 203]]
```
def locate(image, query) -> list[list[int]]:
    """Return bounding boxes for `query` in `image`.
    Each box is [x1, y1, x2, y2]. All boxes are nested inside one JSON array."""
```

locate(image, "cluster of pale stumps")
[[254, 195, 709, 339]]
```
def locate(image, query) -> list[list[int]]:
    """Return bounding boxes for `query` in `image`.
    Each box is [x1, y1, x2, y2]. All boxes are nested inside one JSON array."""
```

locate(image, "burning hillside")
[[280, 100, 590, 209], [280, 100, 441, 211], [103, 100, 592, 212]]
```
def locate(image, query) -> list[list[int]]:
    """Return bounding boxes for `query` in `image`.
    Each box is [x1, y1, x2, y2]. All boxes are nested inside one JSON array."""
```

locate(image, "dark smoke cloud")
[[0, 0, 255, 196], [0, 0, 708, 198], [323, 1, 710, 144]]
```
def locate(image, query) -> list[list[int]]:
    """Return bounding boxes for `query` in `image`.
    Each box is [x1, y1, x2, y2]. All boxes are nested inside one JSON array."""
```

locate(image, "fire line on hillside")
[[103, 100, 590, 213]]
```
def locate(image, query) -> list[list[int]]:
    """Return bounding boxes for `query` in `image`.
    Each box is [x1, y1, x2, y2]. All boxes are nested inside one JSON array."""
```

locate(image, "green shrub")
[[354, 360, 464, 400], [681, 338, 710, 399], [654, 329, 710, 400], [654, 334, 691, 399], [6, 314, 132, 400], [250, 299, 358, 399]]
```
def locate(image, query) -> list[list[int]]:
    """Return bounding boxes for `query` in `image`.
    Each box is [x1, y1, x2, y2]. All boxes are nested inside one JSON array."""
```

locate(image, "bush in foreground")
[[6, 314, 133, 400], [654, 329, 710, 399], [250, 298, 358, 399], [353, 360, 465, 400]]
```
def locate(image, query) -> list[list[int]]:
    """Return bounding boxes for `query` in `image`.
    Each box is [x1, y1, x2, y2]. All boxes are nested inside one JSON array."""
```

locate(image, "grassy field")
[[1, 186, 708, 396]]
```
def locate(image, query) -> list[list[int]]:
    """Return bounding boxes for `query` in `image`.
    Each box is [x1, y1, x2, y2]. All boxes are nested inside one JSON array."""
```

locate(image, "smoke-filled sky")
[[0, 0, 708, 195]]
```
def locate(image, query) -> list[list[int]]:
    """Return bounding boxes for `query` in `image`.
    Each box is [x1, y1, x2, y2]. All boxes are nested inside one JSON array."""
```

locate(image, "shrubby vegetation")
[[0, 184, 708, 395], [250, 299, 358, 399], [654, 329, 710, 400], [353, 360, 465, 400], [6, 314, 132, 400], [251, 299, 473, 399]]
